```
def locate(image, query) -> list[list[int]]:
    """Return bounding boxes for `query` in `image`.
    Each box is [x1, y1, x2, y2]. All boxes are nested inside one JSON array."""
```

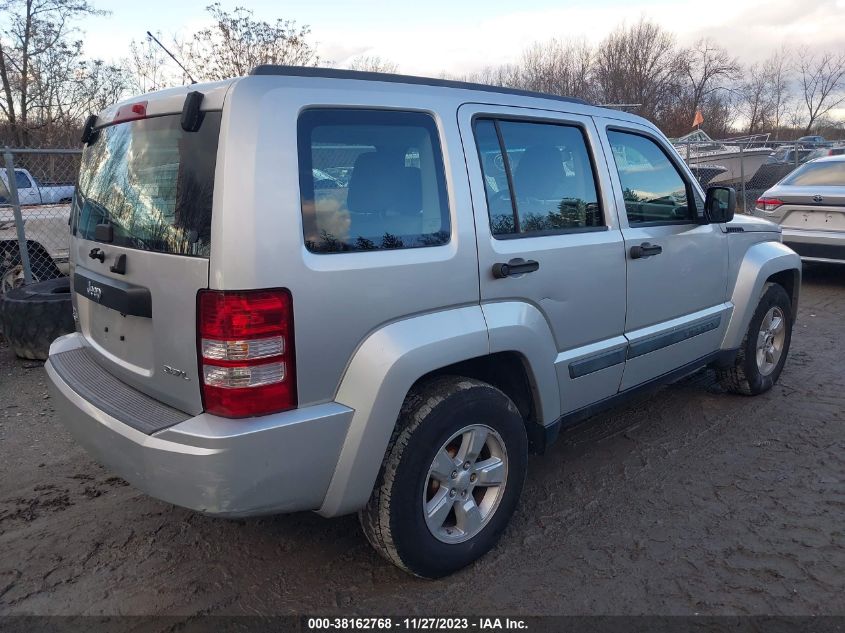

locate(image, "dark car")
[[797, 135, 829, 148], [805, 146, 845, 161], [766, 147, 815, 165]]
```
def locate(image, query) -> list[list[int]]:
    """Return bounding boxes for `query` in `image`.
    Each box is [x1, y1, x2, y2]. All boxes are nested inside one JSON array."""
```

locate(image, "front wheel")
[[360, 377, 528, 578], [717, 283, 793, 395]]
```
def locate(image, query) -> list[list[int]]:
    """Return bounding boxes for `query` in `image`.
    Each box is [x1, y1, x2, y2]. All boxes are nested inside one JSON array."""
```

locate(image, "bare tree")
[[734, 49, 793, 137], [516, 39, 593, 100], [179, 3, 320, 82], [27, 35, 127, 145], [127, 33, 180, 93], [348, 55, 398, 73], [0, 0, 105, 145], [69, 60, 128, 119], [592, 19, 683, 121], [680, 38, 739, 116], [766, 47, 791, 136], [796, 50, 845, 134], [459, 64, 522, 89], [739, 62, 773, 134]]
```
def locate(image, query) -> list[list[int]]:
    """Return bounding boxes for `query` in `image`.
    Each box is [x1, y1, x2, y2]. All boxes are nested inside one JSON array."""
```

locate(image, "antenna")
[[146, 30, 197, 85]]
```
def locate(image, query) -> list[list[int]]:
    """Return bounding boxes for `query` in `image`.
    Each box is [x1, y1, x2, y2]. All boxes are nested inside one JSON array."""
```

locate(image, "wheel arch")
[[317, 303, 559, 518], [722, 240, 801, 350], [765, 267, 800, 320], [411, 350, 548, 453]]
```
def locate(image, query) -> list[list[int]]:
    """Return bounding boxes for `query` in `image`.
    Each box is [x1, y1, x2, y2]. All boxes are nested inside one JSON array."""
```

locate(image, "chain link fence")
[[675, 133, 845, 213], [1, 148, 80, 294]]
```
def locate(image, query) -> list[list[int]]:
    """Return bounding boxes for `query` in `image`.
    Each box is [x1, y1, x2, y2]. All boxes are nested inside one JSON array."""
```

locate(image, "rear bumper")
[[782, 228, 845, 263], [46, 333, 353, 517]]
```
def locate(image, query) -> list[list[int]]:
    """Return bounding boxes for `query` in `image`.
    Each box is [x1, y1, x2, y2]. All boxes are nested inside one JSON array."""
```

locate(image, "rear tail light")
[[197, 289, 296, 418], [756, 197, 784, 212]]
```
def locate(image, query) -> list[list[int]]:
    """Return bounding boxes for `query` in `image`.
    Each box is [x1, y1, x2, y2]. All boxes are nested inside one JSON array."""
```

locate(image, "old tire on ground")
[[717, 283, 793, 395], [360, 376, 528, 578], [0, 277, 74, 360]]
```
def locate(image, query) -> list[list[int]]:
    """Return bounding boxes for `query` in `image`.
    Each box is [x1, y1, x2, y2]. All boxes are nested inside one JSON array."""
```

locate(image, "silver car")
[[45, 67, 801, 578], [754, 155, 845, 263]]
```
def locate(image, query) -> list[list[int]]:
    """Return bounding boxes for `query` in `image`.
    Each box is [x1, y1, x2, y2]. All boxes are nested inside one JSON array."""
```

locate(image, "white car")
[[1, 167, 75, 205], [753, 155, 845, 263]]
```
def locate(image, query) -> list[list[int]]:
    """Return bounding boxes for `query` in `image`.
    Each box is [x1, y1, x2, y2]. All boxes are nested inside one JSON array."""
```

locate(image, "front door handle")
[[630, 242, 662, 259], [492, 258, 540, 279]]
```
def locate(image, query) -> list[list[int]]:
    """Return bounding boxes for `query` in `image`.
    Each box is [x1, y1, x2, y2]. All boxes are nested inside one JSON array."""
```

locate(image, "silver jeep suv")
[[46, 67, 801, 578]]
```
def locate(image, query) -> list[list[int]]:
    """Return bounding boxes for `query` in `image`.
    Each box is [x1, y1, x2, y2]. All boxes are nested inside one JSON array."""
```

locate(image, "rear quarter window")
[[297, 109, 450, 253]]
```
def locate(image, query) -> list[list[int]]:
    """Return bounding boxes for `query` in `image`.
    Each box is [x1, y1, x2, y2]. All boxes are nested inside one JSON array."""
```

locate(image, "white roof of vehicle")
[[96, 79, 236, 121], [96, 66, 651, 129]]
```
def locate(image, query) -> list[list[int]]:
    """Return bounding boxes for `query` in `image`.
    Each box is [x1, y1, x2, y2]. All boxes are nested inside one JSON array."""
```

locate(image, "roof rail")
[[249, 65, 590, 106]]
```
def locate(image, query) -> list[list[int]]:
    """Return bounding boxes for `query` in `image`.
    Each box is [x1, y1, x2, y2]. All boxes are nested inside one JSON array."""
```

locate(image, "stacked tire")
[[0, 277, 75, 360]]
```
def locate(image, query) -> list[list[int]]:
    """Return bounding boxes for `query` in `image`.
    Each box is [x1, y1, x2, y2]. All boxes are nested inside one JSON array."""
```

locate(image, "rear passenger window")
[[606, 130, 695, 224], [298, 109, 450, 253], [474, 118, 603, 237]]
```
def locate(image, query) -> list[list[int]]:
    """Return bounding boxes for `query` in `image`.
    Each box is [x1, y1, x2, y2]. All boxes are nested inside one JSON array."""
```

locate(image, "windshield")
[[781, 160, 845, 186], [74, 112, 221, 257]]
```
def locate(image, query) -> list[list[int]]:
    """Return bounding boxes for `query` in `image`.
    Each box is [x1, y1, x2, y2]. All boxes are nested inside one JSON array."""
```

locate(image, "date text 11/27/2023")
[[304, 617, 529, 631]]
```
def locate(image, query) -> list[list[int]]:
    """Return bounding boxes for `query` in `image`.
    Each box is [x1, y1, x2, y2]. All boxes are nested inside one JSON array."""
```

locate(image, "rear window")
[[781, 160, 845, 186], [298, 109, 450, 253], [74, 112, 221, 257]]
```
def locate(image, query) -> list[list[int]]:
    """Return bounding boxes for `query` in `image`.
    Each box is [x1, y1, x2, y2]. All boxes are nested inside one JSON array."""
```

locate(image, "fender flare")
[[317, 302, 563, 517], [318, 306, 489, 517], [480, 301, 561, 425], [722, 241, 801, 350]]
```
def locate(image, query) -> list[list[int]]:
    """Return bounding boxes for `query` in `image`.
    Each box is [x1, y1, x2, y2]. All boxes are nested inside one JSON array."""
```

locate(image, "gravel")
[[1, 264, 843, 616]]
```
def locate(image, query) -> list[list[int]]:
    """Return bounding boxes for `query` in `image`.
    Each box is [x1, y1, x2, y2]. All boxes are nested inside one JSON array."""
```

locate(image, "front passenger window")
[[607, 131, 694, 225]]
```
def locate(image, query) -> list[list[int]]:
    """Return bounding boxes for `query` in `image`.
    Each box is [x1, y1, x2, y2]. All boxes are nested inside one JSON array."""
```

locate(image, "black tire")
[[360, 376, 528, 578], [717, 283, 793, 395], [0, 277, 74, 360]]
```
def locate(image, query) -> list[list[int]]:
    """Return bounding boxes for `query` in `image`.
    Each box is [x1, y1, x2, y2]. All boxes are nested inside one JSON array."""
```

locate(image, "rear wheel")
[[717, 283, 793, 395], [360, 376, 528, 578]]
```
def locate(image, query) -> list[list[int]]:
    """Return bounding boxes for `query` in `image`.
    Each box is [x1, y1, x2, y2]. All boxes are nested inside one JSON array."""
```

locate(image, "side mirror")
[[705, 186, 736, 223]]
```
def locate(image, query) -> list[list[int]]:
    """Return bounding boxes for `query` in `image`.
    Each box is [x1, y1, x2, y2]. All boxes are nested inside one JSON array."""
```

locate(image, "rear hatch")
[[70, 100, 223, 416], [772, 160, 845, 232], [773, 187, 845, 232]]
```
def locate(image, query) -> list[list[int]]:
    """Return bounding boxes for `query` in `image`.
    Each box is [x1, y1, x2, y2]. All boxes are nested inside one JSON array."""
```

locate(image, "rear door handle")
[[630, 242, 662, 259], [492, 258, 540, 279]]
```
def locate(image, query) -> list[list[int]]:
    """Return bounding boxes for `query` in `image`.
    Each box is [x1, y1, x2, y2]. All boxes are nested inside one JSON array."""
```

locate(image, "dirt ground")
[[1, 265, 843, 617]]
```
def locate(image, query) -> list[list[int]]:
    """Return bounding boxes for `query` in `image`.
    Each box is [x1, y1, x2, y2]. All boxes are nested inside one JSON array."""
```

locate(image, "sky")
[[83, 0, 845, 77]]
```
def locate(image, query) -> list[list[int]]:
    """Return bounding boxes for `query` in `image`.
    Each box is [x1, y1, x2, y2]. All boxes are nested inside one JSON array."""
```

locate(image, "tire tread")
[[0, 277, 74, 360], [359, 376, 512, 576], [717, 282, 791, 396]]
